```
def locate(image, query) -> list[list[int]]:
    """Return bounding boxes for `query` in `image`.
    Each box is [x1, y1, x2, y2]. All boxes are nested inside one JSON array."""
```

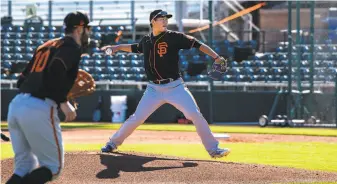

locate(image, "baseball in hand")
[[105, 48, 113, 55]]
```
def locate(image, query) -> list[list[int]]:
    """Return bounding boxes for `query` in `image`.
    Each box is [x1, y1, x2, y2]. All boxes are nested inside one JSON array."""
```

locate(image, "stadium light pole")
[[309, 1, 315, 94], [287, 1, 292, 121], [48, 0, 52, 28], [208, 0, 214, 124], [89, 0, 93, 22], [296, 1, 302, 119], [8, 0, 12, 17], [131, 0, 135, 41]]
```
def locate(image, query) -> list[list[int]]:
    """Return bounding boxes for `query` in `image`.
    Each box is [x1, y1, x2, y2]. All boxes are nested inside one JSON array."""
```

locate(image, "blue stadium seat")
[[3, 39, 12, 46], [243, 68, 254, 75], [196, 74, 208, 81], [3, 47, 12, 54], [48, 33, 56, 39], [94, 33, 101, 40], [120, 60, 131, 67], [3, 54, 12, 61], [9, 73, 20, 80], [14, 40, 24, 46], [301, 60, 309, 67], [1, 73, 9, 79], [25, 53, 34, 60], [3, 26, 13, 33], [27, 27, 35, 32], [314, 75, 325, 81], [26, 47, 34, 53], [105, 26, 114, 33], [280, 60, 288, 67], [315, 45, 323, 52], [276, 46, 285, 52], [180, 60, 188, 70], [15, 54, 24, 60], [16, 26, 24, 33], [38, 26, 47, 33], [2, 61, 12, 69], [135, 74, 146, 81], [230, 61, 239, 67], [236, 74, 250, 82], [223, 74, 235, 82], [251, 75, 264, 82], [131, 60, 143, 67], [243, 61, 252, 68], [37, 39, 44, 45], [93, 26, 101, 32], [106, 59, 120, 67], [91, 47, 100, 53], [15, 33, 23, 39], [268, 60, 279, 67], [120, 67, 131, 74], [258, 68, 269, 75], [256, 60, 267, 67], [14, 46, 22, 54], [4, 33, 12, 39], [48, 26, 57, 32], [278, 54, 287, 60]]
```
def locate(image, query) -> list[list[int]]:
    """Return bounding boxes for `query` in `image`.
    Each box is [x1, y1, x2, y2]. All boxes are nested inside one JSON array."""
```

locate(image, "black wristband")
[[213, 55, 220, 60]]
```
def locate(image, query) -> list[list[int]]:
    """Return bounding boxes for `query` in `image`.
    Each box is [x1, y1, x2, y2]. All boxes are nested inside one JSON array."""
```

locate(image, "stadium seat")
[[223, 74, 235, 82], [196, 74, 208, 81], [120, 67, 131, 74], [135, 74, 146, 81], [106, 59, 120, 67], [93, 26, 101, 33], [120, 60, 131, 67], [48, 26, 57, 32], [250, 75, 261, 82], [105, 26, 114, 33]]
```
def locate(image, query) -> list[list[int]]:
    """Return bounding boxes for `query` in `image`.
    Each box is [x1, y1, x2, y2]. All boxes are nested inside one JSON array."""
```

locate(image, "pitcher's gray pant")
[[109, 78, 219, 153], [7, 93, 63, 179]]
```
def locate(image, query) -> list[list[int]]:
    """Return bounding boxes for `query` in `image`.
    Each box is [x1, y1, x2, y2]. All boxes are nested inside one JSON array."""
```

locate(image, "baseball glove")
[[67, 69, 96, 109], [208, 56, 228, 80]]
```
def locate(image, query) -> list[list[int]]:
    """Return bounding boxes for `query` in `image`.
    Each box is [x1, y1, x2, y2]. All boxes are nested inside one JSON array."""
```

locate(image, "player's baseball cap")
[[149, 9, 172, 22], [63, 10, 99, 28]]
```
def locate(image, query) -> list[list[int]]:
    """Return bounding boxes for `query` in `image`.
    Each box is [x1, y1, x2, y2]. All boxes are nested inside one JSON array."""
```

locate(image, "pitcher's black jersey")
[[131, 30, 202, 81], [18, 36, 82, 105]]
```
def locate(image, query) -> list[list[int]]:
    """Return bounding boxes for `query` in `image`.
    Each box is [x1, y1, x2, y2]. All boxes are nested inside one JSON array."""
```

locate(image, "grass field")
[[1, 122, 337, 137], [2, 122, 337, 184], [2, 142, 337, 173]]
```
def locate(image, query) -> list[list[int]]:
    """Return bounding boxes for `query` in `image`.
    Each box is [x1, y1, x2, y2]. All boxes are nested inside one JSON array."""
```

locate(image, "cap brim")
[[87, 21, 99, 26], [157, 14, 172, 19]]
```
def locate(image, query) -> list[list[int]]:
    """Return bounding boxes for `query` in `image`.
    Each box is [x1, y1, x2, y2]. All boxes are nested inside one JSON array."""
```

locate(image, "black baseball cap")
[[149, 9, 172, 22], [63, 11, 98, 28]]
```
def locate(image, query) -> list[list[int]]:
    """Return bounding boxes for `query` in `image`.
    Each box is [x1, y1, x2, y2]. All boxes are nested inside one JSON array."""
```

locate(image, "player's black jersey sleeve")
[[174, 32, 202, 49], [131, 37, 145, 53]]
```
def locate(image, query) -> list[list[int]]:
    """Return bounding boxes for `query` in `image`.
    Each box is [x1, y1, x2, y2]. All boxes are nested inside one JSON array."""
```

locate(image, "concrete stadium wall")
[[1, 89, 288, 123]]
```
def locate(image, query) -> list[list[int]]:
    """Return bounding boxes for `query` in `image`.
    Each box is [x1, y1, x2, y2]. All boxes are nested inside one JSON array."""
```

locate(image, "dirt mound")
[[2, 152, 337, 184]]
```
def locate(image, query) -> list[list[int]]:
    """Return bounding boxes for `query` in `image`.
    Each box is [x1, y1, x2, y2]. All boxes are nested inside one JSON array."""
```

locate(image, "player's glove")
[[208, 56, 228, 80], [67, 69, 96, 109]]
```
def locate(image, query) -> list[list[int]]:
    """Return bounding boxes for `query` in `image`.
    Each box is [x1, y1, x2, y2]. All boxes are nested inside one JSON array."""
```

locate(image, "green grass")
[[1, 122, 337, 137], [2, 142, 337, 173]]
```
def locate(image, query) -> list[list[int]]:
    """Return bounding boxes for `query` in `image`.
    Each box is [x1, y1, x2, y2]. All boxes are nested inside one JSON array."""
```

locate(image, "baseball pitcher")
[[101, 9, 230, 158], [6, 11, 96, 184]]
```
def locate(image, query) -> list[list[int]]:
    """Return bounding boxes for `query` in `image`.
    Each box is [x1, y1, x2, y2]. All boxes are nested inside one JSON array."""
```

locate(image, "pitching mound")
[[2, 151, 337, 184]]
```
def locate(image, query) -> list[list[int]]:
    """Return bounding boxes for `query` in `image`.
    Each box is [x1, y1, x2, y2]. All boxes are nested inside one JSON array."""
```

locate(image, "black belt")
[[151, 78, 177, 84]]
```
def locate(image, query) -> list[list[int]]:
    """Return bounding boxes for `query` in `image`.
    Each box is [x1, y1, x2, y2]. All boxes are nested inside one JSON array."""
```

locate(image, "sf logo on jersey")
[[157, 42, 168, 57]]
